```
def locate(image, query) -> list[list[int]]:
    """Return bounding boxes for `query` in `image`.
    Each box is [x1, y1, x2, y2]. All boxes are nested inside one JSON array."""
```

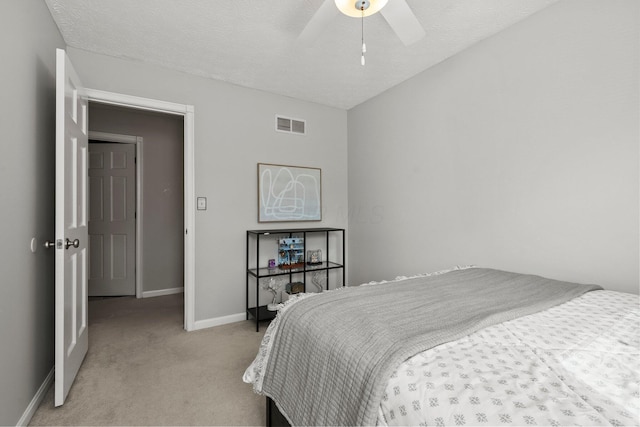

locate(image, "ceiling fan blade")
[[380, 0, 426, 46], [298, 0, 339, 44]]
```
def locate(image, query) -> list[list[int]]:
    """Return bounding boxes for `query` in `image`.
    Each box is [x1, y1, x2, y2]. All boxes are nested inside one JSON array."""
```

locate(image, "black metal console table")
[[246, 227, 345, 331]]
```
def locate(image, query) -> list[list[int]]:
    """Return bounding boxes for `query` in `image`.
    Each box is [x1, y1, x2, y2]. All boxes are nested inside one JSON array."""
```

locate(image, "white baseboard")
[[17, 368, 54, 427], [142, 287, 184, 298], [193, 312, 246, 330]]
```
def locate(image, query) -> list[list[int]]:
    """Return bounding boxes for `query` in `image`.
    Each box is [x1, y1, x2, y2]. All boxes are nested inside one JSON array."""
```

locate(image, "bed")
[[243, 266, 640, 426]]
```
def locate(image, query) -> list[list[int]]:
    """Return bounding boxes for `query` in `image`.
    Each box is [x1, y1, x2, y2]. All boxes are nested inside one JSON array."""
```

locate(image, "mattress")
[[377, 289, 639, 426], [244, 268, 639, 426]]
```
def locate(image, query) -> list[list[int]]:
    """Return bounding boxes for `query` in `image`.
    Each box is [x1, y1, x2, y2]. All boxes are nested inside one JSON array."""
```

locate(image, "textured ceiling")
[[44, 0, 559, 110]]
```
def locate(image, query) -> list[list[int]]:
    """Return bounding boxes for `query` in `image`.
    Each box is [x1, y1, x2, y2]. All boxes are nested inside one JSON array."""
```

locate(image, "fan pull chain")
[[361, 8, 365, 65]]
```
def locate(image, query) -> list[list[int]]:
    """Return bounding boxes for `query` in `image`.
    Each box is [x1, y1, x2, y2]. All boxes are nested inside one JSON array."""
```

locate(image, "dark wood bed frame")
[[266, 397, 290, 427]]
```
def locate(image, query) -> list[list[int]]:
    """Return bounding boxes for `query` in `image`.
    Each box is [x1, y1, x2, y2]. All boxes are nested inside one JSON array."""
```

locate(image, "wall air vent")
[[276, 115, 306, 135]]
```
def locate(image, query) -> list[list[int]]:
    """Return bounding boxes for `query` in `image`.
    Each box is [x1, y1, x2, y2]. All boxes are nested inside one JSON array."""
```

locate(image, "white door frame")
[[85, 89, 196, 332], [88, 132, 143, 298]]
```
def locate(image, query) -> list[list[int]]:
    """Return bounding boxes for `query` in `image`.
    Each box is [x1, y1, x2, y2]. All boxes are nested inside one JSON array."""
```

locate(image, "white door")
[[88, 142, 136, 296], [55, 48, 89, 407]]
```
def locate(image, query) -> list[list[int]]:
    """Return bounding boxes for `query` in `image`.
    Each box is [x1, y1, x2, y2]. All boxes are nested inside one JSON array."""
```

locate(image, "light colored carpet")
[[30, 294, 266, 426]]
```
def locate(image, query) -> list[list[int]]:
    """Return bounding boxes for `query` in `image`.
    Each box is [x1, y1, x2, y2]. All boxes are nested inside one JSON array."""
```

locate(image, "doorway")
[[53, 49, 197, 408], [86, 89, 196, 331], [88, 103, 185, 303]]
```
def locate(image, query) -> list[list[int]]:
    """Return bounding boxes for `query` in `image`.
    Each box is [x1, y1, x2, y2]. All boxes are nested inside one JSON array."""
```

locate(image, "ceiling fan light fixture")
[[334, 0, 388, 18]]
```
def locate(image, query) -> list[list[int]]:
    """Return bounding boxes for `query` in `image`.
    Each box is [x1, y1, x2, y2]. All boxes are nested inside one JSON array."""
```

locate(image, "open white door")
[[54, 48, 89, 407]]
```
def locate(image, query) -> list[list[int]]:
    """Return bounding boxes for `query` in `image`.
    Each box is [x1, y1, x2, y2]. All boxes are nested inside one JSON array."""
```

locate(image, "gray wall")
[[89, 104, 185, 294], [348, 0, 639, 293], [0, 1, 65, 425], [66, 47, 349, 322]]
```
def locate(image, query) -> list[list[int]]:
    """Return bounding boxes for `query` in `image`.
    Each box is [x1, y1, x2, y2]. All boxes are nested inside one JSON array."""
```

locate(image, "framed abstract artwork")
[[258, 163, 321, 222]]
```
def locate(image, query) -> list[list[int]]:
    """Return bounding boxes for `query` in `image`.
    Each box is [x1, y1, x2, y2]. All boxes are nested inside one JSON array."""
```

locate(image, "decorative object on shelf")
[[260, 277, 285, 311], [311, 271, 326, 293], [286, 282, 305, 294], [268, 259, 276, 269], [282, 281, 306, 303], [278, 237, 305, 269], [306, 249, 322, 265], [258, 163, 321, 222]]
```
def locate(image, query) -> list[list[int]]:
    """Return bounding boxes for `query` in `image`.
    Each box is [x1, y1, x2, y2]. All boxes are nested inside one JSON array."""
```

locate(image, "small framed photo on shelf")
[[306, 249, 322, 265]]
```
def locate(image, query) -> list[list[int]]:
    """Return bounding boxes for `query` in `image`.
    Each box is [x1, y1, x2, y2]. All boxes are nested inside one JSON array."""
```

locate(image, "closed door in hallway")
[[88, 142, 136, 296]]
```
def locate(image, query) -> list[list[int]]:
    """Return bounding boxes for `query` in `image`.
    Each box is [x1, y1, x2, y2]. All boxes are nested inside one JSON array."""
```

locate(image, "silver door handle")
[[43, 240, 56, 249], [65, 238, 80, 249]]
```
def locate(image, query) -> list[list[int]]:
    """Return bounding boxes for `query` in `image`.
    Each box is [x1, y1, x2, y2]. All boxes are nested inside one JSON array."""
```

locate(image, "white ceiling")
[[44, 0, 559, 110]]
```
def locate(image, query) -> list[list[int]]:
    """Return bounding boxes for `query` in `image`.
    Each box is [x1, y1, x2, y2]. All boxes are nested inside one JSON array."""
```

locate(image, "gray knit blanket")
[[261, 268, 602, 426]]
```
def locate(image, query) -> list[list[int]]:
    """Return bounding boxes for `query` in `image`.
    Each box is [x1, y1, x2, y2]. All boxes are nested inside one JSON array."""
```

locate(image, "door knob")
[[43, 240, 56, 249], [65, 238, 80, 249]]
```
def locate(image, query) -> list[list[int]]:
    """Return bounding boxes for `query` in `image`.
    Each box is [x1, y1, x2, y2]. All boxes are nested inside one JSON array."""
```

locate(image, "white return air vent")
[[276, 115, 306, 135]]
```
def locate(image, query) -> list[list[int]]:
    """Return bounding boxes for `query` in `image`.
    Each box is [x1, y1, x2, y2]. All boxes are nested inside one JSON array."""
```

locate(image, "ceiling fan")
[[299, 0, 426, 47]]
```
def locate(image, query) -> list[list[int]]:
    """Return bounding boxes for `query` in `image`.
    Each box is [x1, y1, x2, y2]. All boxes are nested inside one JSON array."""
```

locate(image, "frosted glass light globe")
[[334, 0, 388, 18]]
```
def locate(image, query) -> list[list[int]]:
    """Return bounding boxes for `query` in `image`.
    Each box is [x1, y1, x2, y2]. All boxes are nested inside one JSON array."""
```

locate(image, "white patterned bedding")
[[377, 290, 639, 426], [244, 270, 640, 426]]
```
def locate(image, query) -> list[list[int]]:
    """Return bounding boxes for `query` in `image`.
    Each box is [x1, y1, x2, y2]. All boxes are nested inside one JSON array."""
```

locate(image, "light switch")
[[197, 197, 207, 210]]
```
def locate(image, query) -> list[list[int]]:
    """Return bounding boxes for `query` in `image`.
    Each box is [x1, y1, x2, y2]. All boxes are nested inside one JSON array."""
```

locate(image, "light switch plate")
[[197, 197, 207, 210]]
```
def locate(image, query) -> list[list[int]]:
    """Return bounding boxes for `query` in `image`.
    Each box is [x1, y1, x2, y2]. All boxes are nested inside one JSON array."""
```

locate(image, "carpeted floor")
[[29, 294, 267, 426]]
